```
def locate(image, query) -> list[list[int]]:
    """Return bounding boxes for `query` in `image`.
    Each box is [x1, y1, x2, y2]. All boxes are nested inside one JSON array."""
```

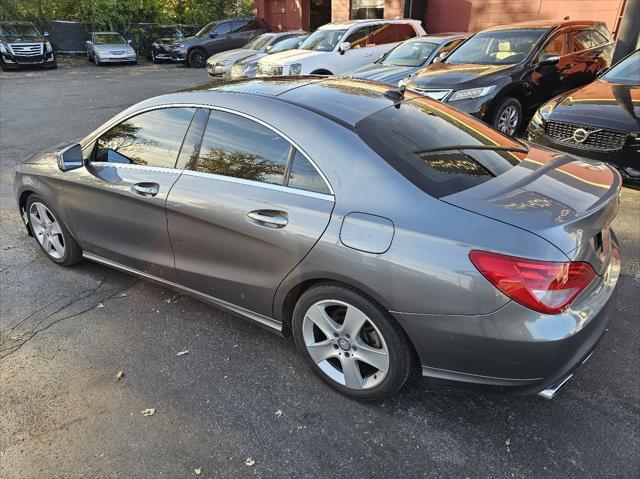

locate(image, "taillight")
[[469, 250, 596, 314]]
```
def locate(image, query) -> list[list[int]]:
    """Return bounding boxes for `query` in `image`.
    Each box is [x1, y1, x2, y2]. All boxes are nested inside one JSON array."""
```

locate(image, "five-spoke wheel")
[[293, 284, 414, 399], [26, 195, 82, 266]]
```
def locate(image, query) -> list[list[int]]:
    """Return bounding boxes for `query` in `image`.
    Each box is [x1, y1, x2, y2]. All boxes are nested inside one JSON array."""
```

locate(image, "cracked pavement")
[[1, 59, 639, 479]]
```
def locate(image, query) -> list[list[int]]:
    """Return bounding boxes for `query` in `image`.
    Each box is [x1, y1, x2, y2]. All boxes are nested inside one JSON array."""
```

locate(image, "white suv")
[[256, 19, 425, 77]]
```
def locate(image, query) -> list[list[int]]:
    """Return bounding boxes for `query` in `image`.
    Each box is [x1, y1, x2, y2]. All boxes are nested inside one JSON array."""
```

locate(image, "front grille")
[[9, 43, 43, 56], [545, 120, 628, 151], [257, 64, 283, 76], [110, 50, 126, 55], [411, 88, 452, 101]]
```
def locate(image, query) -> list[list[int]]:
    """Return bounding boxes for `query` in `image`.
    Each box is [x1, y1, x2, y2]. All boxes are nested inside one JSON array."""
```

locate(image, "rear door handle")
[[131, 182, 159, 197], [247, 210, 288, 228]]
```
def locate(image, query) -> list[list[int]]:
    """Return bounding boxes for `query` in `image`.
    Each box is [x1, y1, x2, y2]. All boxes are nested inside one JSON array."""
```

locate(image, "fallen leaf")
[[194, 467, 203, 476], [115, 371, 125, 381], [274, 409, 283, 417], [11, 330, 28, 341], [245, 457, 255, 467], [176, 350, 189, 356], [142, 408, 156, 416], [118, 293, 128, 298]]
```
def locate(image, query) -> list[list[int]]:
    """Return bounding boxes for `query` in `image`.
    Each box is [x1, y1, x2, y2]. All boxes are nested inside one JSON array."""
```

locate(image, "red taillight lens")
[[469, 250, 596, 314]]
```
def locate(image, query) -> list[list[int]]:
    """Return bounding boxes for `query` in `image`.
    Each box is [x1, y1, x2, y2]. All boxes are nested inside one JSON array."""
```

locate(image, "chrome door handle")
[[131, 182, 159, 197], [247, 210, 288, 228]]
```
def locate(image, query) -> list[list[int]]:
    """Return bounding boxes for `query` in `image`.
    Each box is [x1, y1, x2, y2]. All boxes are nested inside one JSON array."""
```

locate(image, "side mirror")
[[57, 144, 84, 172], [44, 31, 50, 38], [127, 39, 133, 45], [209, 32, 217, 38], [338, 41, 351, 53], [432, 56, 443, 63], [538, 55, 560, 66]]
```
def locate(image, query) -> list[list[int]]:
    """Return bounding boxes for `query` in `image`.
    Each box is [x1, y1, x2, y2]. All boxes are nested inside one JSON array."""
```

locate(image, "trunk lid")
[[442, 146, 622, 273]]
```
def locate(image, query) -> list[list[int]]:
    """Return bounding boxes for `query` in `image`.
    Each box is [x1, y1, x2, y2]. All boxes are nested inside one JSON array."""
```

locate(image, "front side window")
[[446, 29, 547, 65], [267, 35, 306, 53], [194, 21, 216, 37], [214, 22, 232, 35], [382, 41, 438, 67], [243, 33, 275, 50], [369, 24, 416, 45], [438, 39, 465, 59], [351, 0, 384, 19], [299, 28, 347, 52], [95, 108, 196, 168], [345, 27, 370, 49]]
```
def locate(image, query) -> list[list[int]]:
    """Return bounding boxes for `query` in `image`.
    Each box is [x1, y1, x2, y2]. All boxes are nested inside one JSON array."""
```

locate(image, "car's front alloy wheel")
[[293, 284, 414, 399], [492, 97, 522, 136], [26, 196, 81, 266]]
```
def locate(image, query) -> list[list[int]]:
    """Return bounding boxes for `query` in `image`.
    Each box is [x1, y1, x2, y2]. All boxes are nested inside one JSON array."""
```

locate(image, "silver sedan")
[[86, 32, 137, 65], [14, 78, 621, 400]]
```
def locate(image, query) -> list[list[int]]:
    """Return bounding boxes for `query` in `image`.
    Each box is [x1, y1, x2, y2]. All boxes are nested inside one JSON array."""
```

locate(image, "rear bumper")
[[394, 236, 621, 396]]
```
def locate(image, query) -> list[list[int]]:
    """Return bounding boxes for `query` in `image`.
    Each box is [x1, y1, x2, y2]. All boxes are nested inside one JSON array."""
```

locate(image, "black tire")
[[292, 283, 414, 400], [152, 50, 160, 64], [26, 194, 82, 267], [187, 48, 207, 68], [490, 96, 523, 136]]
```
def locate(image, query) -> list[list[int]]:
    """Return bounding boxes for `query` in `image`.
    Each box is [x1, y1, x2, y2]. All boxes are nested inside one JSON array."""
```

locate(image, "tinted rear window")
[[355, 98, 527, 198]]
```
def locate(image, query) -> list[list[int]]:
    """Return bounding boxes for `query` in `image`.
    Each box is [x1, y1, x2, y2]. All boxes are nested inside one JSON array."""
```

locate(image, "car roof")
[[319, 18, 422, 30], [152, 77, 419, 128], [410, 33, 469, 43], [483, 19, 605, 32]]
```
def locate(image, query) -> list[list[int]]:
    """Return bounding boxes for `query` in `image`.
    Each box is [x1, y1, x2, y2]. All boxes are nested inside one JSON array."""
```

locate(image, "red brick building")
[[254, 0, 628, 35]]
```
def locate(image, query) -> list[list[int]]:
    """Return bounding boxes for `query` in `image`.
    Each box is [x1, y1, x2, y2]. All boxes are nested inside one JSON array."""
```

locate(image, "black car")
[[528, 49, 640, 184], [0, 21, 56, 71], [169, 17, 270, 68], [139, 25, 185, 63], [406, 20, 614, 136]]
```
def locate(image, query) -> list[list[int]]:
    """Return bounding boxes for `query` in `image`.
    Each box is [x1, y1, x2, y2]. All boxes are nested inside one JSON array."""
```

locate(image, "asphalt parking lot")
[[1, 59, 639, 479]]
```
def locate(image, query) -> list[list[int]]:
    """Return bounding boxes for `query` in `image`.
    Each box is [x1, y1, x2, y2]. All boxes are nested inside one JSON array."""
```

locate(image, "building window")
[[351, 0, 384, 19]]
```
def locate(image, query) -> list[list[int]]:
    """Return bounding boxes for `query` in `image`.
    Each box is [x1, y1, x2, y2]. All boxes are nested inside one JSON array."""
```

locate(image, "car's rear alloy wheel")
[[26, 196, 81, 266], [293, 284, 414, 399]]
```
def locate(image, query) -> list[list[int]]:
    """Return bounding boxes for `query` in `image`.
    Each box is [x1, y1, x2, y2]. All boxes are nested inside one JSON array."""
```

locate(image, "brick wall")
[[425, 0, 625, 34], [332, 0, 351, 21]]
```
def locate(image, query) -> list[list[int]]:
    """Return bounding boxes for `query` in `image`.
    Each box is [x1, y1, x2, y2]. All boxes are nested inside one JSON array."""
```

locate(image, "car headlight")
[[45, 41, 52, 52], [217, 60, 231, 66], [530, 101, 555, 128], [245, 62, 258, 72], [0, 43, 7, 54], [289, 63, 302, 75], [448, 85, 497, 102]]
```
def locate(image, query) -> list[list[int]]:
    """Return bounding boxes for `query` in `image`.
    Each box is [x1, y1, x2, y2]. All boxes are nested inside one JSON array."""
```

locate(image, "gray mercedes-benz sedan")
[[14, 77, 621, 400]]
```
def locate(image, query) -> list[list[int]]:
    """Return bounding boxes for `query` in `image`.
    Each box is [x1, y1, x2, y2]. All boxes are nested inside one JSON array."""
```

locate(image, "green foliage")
[[0, 0, 256, 27]]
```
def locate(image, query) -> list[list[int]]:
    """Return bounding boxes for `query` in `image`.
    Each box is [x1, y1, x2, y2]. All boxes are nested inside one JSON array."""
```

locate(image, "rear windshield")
[[355, 98, 527, 198]]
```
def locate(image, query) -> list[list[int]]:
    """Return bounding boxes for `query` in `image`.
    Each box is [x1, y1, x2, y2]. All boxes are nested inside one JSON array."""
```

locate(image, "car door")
[[65, 107, 197, 281], [165, 108, 334, 318], [530, 28, 571, 106], [206, 21, 233, 55]]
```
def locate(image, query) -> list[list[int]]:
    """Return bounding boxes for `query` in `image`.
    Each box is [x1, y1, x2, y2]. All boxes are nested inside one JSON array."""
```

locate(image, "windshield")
[[356, 98, 527, 198], [94, 34, 127, 45], [0, 23, 40, 37], [243, 33, 275, 50], [154, 27, 182, 39], [446, 29, 546, 65], [299, 29, 346, 52], [268, 36, 306, 54], [601, 50, 640, 85], [194, 21, 216, 37], [382, 41, 438, 67]]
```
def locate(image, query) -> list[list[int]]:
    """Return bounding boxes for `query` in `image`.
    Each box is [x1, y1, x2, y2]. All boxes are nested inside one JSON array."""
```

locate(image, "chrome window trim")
[[181, 169, 335, 201], [81, 102, 335, 196]]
